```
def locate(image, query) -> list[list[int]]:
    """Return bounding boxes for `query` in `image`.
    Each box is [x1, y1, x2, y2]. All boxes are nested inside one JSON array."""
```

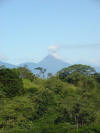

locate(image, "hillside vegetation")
[[0, 64, 100, 133]]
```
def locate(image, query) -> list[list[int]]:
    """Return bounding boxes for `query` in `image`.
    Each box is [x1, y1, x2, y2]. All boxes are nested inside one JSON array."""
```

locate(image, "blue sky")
[[0, 0, 100, 65]]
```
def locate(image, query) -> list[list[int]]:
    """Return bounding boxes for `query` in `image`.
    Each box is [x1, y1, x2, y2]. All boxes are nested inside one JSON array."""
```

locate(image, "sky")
[[0, 0, 100, 65]]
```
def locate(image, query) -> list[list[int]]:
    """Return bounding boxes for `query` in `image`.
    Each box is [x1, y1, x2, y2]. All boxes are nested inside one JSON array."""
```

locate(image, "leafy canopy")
[[0, 68, 24, 97]]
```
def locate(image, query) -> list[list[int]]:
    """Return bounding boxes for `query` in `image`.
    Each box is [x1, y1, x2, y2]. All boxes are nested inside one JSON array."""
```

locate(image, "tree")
[[55, 99, 96, 132], [17, 66, 36, 81], [58, 64, 96, 79], [57, 64, 96, 88], [42, 68, 46, 78], [47, 73, 53, 78], [71, 101, 96, 131], [35, 67, 42, 77], [32, 88, 54, 119], [93, 72, 100, 83], [0, 68, 24, 97], [35, 67, 46, 78]]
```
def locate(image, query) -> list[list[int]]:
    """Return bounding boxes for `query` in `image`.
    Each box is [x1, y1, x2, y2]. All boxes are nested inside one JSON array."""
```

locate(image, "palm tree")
[[42, 68, 46, 78], [35, 67, 46, 78], [47, 73, 52, 78]]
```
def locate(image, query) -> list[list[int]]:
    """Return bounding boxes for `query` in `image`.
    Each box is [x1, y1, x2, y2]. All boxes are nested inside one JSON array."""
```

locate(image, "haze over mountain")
[[19, 55, 70, 74], [0, 55, 100, 73], [0, 61, 16, 69]]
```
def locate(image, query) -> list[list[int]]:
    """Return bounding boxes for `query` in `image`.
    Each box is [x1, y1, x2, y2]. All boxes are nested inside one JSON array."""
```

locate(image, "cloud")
[[51, 52, 61, 59], [48, 44, 62, 60], [48, 44, 72, 63], [48, 44, 60, 54], [48, 44, 64, 60]]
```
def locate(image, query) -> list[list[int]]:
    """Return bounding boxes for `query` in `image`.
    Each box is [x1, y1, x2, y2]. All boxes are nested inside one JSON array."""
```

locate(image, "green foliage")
[[93, 72, 100, 83], [57, 64, 96, 89], [0, 68, 24, 97], [17, 67, 36, 82], [0, 64, 100, 133], [58, 64, 96, 77], [71, 124, 100, 133]]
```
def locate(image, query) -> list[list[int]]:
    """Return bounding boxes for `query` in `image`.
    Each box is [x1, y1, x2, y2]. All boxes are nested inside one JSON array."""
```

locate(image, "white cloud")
[[51, 53, 61, 59], [48, 44, 61, 59], [48, 44, 71, 64], [48, 44, 60, 54], [48, 44, 65, 60]]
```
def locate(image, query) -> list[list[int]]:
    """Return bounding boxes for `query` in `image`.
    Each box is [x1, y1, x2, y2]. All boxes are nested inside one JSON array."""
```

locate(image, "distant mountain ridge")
[[94, 66, 100, 73], [19, 62, 37, 71], [0, 55, 100, 73], [19, 55, 70, 74], [0, 61, 16, 68]]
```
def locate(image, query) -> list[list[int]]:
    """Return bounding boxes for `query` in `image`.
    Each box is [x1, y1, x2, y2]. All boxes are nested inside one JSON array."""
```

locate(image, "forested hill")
[[0, 64, 100, 133]]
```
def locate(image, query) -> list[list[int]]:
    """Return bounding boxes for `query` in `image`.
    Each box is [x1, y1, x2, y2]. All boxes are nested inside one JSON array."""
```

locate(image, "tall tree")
[[35, 67, 46, 78], [47, 73, 53, 78]]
